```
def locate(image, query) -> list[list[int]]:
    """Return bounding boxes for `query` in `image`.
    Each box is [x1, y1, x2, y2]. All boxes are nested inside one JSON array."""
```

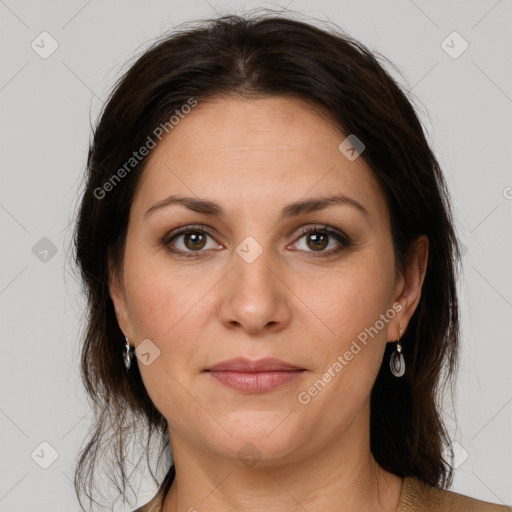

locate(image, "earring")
[[390, 323, 405, 377], [123, 336, 134, 371]]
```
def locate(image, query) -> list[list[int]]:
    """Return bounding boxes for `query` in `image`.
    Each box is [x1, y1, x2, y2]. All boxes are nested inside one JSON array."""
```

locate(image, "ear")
[[387, 235, 429, 341], [108, 259, 133, 339]]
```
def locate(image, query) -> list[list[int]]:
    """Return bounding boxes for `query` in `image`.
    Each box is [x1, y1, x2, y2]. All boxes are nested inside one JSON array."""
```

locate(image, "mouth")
[[204, 357, 306, 393]]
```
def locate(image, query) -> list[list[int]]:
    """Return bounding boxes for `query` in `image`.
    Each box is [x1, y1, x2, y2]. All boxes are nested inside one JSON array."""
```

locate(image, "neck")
[[162, 415, 403, 512]]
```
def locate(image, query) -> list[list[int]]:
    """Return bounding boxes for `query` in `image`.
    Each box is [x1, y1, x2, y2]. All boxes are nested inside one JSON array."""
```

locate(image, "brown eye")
[[163, 226, 222, 258], [183, 232, 207, 250], [306, 232, 328, 251], [290, 225, 353, 257]]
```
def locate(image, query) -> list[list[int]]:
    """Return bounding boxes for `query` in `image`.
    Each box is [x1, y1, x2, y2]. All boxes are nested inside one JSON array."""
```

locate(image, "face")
[[110, 96, 420, 466]]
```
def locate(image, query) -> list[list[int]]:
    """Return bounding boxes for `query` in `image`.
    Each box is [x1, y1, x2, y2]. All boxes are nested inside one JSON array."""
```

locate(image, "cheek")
[[122, 243, 207, 340], [314, 250, 394, 334], [304, 248, 395, 385], [122, 254, 210, 418]]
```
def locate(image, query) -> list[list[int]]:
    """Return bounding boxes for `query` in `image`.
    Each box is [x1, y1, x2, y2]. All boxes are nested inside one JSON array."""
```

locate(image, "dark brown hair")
[[73, 11, 460, 510]]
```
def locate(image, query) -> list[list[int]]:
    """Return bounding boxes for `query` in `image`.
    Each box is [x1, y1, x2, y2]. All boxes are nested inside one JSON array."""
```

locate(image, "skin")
[[110, 96, 429, 512]]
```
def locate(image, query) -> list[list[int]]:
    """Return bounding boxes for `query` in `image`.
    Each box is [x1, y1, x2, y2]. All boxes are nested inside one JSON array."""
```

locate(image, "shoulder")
[[132, 476, 512, 512], [131, 490, 164, 512], [398, 476, 511, 512]]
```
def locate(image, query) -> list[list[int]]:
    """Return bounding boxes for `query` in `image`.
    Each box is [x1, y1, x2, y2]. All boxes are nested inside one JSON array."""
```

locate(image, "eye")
[[163, 226, 222, 258], [163, 224, 352, 259], [289, 225, 352, 257]]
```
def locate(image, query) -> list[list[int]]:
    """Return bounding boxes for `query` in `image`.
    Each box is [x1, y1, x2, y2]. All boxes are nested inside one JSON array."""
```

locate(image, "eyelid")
[[294, 224, 351, 241], [162, 223, 352, 256], [288, 224, 353, 253]]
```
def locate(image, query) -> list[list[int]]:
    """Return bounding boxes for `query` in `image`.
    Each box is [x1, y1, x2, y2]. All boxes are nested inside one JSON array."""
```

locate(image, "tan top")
[[132, 476, 511, 511]]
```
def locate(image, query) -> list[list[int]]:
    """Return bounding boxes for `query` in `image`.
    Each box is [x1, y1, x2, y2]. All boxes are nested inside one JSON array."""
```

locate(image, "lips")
[[205, 357, 306, 393], [206, 357, 303, 372]]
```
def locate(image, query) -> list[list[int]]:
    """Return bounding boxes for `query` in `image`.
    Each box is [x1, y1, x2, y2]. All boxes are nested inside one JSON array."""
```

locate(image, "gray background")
[[1, 0, 511, 510]]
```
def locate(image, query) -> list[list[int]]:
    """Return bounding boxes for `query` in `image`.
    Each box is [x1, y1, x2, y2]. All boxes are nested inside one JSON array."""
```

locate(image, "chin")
[[211, 411, 304, 462]]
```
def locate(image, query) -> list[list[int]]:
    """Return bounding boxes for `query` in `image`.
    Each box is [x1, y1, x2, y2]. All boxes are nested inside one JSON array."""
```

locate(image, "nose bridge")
[[232, 233, 280, 298], [219, 233, 290, 332]]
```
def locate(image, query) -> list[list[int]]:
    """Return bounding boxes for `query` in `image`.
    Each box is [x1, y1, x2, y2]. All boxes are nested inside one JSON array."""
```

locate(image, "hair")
[[73, 10, 461, 510]]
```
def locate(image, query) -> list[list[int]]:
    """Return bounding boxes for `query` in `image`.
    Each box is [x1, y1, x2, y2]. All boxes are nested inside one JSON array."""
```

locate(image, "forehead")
[[133, 96, 387, 223], [147, 96, 345, 162]]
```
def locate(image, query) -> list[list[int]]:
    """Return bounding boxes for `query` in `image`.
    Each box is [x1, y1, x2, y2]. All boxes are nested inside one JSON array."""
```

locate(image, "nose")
[[218, 240, 292, 335]]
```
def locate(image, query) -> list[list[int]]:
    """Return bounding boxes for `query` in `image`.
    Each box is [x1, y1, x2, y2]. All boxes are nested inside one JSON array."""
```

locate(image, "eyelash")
[[162, 224, 353, 259]]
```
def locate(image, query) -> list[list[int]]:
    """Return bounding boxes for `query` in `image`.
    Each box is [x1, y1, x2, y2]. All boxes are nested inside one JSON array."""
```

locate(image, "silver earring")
[[390, 323, 405, 377], [123, 336, 134, 371]]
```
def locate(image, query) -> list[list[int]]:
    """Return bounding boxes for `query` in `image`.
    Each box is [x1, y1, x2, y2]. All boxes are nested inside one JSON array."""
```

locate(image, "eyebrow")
[[144, 193, 368, 219]]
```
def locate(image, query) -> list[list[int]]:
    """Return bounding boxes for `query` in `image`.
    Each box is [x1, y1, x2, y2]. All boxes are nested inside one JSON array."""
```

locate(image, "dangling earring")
[[123, 336, 134, 371], [390, 323, 405, 377]]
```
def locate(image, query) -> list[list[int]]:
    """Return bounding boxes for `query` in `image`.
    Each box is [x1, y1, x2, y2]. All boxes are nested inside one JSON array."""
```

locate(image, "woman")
[[73, 12, 510, 512]]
